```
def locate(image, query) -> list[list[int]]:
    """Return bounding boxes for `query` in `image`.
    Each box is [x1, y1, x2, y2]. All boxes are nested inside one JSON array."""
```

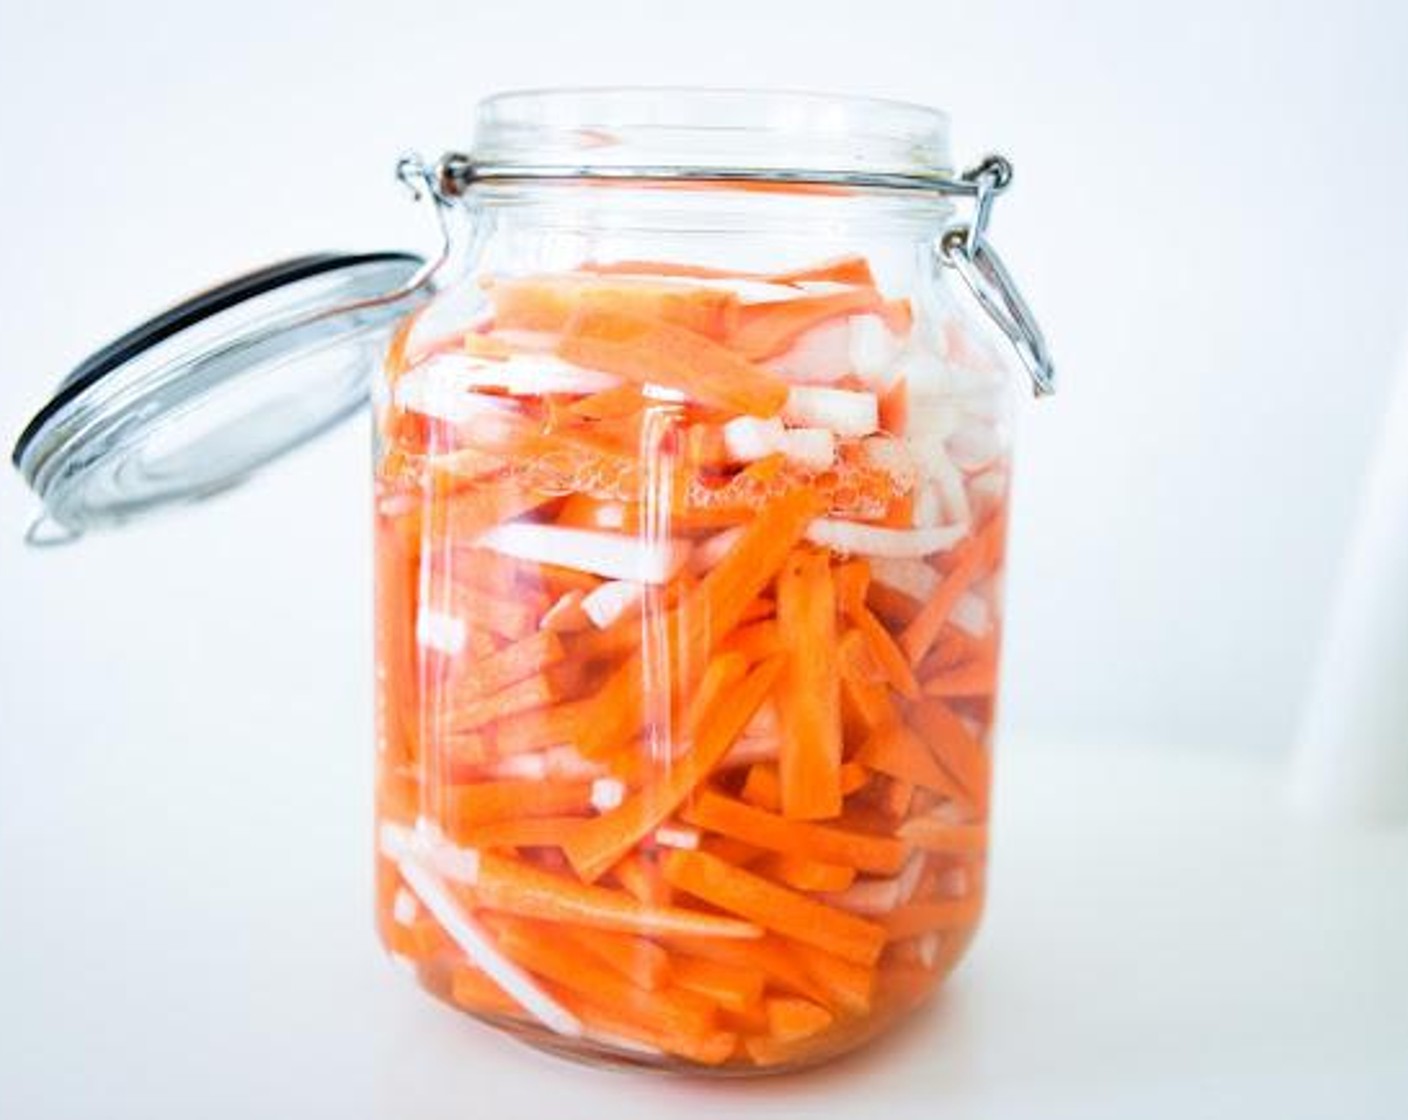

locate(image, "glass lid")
[[12, 251, 428, 543]]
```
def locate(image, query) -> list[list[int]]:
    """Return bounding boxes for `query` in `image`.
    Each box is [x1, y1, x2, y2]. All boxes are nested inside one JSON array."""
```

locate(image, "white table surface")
[[2, 722, 1405, 1119]]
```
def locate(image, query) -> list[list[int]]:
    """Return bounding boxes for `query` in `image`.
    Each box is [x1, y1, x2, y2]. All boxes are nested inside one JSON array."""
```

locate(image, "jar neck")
[[453, 181, 952, 279]]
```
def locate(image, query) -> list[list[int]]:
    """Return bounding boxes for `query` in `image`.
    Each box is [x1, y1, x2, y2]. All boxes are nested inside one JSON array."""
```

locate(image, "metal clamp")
[[938, 156, 1055, 397]]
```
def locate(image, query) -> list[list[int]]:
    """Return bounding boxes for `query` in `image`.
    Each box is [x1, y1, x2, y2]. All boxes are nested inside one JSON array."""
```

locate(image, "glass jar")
[[371, 90, 1043, 1073], [12, 87, 1054, 1076]]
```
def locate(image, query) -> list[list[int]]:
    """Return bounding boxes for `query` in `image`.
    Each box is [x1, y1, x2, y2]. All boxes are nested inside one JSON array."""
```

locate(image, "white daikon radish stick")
[[950, 590, 992, 638], [478, 524, 688, 584], [869, 556, 941, 603], [482, 753, 550, 781], [653, 825, 702, 850], [820, 852, 925, 915], [779, 428, 837, 470], [783, 386, 879, 437], [392, 887, 419, 927], [415, 609, 466, 656], [397, 854, 582, 1037], [849, 314, 905, 381], [404, 353, 621, 401], [690, 527, 745, 574], [544, 747, 608, 781], [770, 318, 852, 384], [931, 450, 972, 527], [379, 821, 481, 886], [722, 416, 785, 461], [590, 777, 627, 812], [805, 519, 967, 559], [947, 420, 1004, 473], [395, 363, 525, 425], [581, 580, 645, 629]]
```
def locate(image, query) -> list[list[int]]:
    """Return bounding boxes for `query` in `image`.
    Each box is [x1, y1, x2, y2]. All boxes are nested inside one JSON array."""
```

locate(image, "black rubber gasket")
[[11, 251, 422, 469]]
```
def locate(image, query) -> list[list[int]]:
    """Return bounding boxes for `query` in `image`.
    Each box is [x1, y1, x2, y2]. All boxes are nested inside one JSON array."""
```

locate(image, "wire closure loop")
[[401, 149, 1056, 398]]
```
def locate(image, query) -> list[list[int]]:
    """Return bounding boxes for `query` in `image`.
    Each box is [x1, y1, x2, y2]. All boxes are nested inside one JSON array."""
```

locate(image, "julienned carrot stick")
[[445, 779, 595, 836], [786, 941, 875, 1016], [468, 851, 761, 939], [755, 853, 857, 894], [897, 815, 988, 854], [456, 815, 584, 850], [662, 848, 888, 967], [729, 288, 884, 361], [881, 898, 985, 942], [562, 655, 779, 881], [776, 551, 844, 820], [682, 791, 907, 875], [558, 310, 789, 418], [855, 721, 966, 799], [768, 256, 876, 286], [541, 979, 738, 1066], [448, 583, 540, 642], [566, 925, 673, 991], [489, 275, 739, 339], [907, 699, 991, 811], [434, 481, 551, 546], [670, 955, 767, 1013], [458, 630, 565, 699], [900, 511, 1006, 665], [683, 652, 750, 738], [449, 964, 523, 1017], [575, 488, 821, 760], [487, 699, 593, 756], [663, 934, 833, 1007], [489, 916, 719, 1040], [846, 599, 921, 700], [765, 997, 835, 1042], [838, 629, 898, 734], [740, 765, 782, 812], [921, 650, 999, 697], [608, 853, 671, 907], [447, 670, 566, 732]]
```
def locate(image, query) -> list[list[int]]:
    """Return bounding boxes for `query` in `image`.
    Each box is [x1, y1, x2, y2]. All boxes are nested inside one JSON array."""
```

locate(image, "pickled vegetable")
[[372, 253, 1008, 1071]]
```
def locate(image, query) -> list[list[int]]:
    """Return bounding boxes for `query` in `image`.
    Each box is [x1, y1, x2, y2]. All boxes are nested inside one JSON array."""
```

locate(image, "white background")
[[2, 1, 1407, 1117]]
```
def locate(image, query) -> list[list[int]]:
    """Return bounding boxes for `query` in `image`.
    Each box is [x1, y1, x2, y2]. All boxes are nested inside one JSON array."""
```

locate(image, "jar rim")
[[470, 87, 953, 180]]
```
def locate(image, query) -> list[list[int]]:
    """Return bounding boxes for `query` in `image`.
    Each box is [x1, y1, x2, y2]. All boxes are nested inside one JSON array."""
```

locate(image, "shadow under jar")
[[373, 88, 1020, 1074]]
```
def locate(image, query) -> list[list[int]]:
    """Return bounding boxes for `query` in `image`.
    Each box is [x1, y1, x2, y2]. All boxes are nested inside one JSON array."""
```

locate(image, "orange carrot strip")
[[458, 630, 566, 699], [700, 836, 766, 867], [867, 581, 924, 628], [567, 383, 650, 420], [469, 852, 759, 939], [882, 898, 985, 942], [900, 512, 1006, 665], [543, 981, 737, 1066], [488, 699, 593, 756], [456, 816, 583, 850], [447, 670, 566, 732], [563, 655, 778, 881], [768, 255, 875, 286], [756, 853, 857, 894], [908, 699, 991, 811], [662, 849, 887, 966], [489, 916, 718, 1040], [839, 761, 869, 796], [897, 816, 989, 854], [558, 310, 788, 418], [449, 964, 522, 1017], [445, 779, 595, 836], [922, 656, 998, 698], [670, 955, 767, 1013], [576, 488, 820, 759], [608, 853, 671, 907], [682, 791, 907, 875], [848, 602, 921, 700], [562, 925, 672, 991], [435, 481, 551, 546], [449, 583, 541, 642], [664, 934, 833, 1007], [740, 764, 782, 812], [855, 721, 966, 799], [728, 288, 883, 362], [838, 629, 898, 734], [788, 941, 875, 1016], [776, 551, 843, 819], [719, 619, 785, 663], [683, 651, 751, 738], [489, 275, 739, 339], [765, 997, 834, 1042]]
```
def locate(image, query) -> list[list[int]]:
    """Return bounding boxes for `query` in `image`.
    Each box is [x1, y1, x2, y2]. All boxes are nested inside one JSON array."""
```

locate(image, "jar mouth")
[[470, 87, 953, 181]]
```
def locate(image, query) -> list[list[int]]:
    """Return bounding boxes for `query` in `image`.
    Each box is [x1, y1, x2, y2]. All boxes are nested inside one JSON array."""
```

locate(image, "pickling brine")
[[373, 245, 1010, 1071]]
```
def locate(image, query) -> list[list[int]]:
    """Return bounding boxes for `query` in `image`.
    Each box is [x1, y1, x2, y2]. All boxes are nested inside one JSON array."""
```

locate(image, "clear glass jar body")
[[371, 94, 1014, 1074]]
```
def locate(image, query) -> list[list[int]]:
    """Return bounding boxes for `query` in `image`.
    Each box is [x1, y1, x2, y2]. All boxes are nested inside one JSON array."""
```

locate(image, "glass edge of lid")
[[12, 250, 428, 539]]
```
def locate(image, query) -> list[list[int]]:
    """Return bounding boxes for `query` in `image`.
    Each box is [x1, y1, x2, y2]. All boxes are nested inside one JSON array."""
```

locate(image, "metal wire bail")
[[940, 155, 1056, 397]]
